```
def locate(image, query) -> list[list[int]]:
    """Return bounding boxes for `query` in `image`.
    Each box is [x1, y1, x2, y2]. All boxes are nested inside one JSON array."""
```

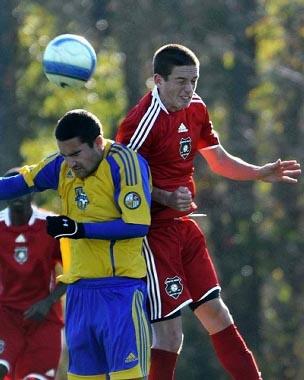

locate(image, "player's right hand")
[[167, 186, 193, 211], [258, 159, 301, 183]]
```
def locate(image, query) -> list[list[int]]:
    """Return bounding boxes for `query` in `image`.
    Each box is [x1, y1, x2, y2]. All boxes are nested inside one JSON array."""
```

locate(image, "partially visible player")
[[116, 44, 301, 380], [0, 168, 66, 380], [0, 109, 152, 380]]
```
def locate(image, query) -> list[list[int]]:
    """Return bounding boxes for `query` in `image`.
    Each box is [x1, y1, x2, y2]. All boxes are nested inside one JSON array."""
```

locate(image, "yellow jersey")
[[20, 139, 151, 283]]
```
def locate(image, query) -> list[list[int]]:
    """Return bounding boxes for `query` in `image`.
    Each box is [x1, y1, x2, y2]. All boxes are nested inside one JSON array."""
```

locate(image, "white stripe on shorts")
[[143, 237, 162, 320]]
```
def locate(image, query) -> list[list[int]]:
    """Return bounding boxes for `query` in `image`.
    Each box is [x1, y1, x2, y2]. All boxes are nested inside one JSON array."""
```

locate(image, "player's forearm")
[[210, 157, 261, 180], [47, 216, 149, 240], [48, 282, 67, 303], [0, 175, 32, 199], [83, 218, 149, 240], [202, 148, 261, 181], [152, 187, 172, 206]]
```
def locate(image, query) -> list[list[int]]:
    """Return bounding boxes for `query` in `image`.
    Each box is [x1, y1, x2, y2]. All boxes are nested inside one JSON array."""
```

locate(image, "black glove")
[[46, 215, 85, 239]]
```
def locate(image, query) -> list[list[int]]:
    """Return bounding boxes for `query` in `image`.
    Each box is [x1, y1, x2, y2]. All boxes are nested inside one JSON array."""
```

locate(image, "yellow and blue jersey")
[[19, 139, 152, 283]]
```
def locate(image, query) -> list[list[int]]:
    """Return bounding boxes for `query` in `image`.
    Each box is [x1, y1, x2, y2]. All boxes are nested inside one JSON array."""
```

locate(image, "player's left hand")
[[46, 215, 85, 239], [258, 159, 301, 183], [24, 298, 53, 322]]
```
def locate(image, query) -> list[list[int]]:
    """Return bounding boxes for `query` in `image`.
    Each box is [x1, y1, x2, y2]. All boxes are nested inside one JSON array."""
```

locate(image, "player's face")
[[155, 65, 199, 112], [7, 193, 32, 212], [58, 136, 103, 179]]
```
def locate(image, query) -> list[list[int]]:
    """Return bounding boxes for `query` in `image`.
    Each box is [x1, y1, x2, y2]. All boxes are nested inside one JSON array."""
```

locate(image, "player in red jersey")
[[0, 169, 66, 380], [116, 44, 301, 380]]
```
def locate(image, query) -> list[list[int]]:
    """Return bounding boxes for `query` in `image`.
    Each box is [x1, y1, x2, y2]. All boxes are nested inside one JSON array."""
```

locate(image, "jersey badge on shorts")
[[165, 276, 183, 299], [14, 247, 28, 264], [124, 192, 141, 209], [75, 187, 89, 210], [179, 137, 191, 159], [0, 340, 5, 354]]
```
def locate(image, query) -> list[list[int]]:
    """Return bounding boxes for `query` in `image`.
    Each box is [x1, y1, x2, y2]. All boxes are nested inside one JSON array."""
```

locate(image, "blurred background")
[[0, 0, 303, 379]]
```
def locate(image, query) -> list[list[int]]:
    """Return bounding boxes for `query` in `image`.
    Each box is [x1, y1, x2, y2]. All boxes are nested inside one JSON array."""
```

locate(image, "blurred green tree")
[[0, 1, 302, 379]]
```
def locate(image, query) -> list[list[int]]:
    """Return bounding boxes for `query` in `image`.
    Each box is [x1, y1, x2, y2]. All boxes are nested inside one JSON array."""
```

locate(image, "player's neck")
[[9, 207, 33, 226]]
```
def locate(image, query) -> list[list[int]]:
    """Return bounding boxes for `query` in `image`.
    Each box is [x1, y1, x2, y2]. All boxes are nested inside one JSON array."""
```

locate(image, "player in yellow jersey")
[[0, 109, 152, 380]]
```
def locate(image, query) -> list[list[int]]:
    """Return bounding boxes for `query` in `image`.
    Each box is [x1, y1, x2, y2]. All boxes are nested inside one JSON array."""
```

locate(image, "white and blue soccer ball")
[[43, 34, 97, 88]]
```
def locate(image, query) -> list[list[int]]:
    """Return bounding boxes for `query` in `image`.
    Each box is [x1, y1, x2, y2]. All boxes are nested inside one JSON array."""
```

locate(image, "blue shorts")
[[65, 277, 150, 380]]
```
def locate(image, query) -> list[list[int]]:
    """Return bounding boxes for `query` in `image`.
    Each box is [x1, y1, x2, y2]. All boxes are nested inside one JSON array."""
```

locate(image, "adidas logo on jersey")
[[178, 123, 188, 133], [125, 352, 138, 363], [45, 369, 56, 377], [15, 234, 26, 243], [66, 169, 74, 178]]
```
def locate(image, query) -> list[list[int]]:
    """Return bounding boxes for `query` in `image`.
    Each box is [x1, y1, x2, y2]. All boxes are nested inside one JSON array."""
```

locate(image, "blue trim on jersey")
[[110, 240, 116, 276], [0, 175, 32, 199], [137, 154, 151, 207], [110, 144, 138, 185], [107, 156, 121, 206], [108, 148, 132, 186], [107, 145, 151, 210], [32, 155, 63, 190], [0, 155, 63, 201], [83, 219, 149, 240], [70, 277, 144, 288]]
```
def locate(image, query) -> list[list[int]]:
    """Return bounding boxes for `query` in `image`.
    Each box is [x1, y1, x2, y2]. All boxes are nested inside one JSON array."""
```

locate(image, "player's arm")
[[152, 186, 193, 211], [200, 145, 301, 183], [0, 154, 62, 202], [46, 216, 149, 240], [0, 175, 32, 199], [23, 282, 67, 321]]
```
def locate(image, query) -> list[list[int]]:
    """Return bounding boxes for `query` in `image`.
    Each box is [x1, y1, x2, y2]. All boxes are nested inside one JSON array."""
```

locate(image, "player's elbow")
[[136, 224, 149, 237], [122, 223, 150, 239], [208, 160, 227, 176]]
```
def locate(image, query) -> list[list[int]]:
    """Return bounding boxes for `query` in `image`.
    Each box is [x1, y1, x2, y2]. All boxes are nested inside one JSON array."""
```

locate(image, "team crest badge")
[[0, 340, 5, 354], [14, 247, 28, 264], [75, 187, 89, 210], [124, 192, 141, 209], [179, 137, 191, 159], [165, 276, 183, 299]]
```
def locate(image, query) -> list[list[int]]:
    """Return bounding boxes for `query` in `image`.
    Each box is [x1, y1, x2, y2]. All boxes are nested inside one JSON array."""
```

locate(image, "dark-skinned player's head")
[[153, 44, 200, 80], [3, 167, 33, 212], [55, 109, 103, 148]]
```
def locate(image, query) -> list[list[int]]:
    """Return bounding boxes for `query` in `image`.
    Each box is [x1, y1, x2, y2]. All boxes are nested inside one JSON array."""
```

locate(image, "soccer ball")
[[43, 34, 97, 88]]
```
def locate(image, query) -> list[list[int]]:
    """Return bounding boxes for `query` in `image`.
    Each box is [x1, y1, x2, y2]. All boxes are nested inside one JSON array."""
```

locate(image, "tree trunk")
[[0, 1, 22, 174]]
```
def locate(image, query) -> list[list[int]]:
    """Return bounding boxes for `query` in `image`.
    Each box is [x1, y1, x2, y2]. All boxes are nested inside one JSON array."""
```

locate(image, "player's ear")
[[94, 135, 104, 149], [154, 74, 163, 87]]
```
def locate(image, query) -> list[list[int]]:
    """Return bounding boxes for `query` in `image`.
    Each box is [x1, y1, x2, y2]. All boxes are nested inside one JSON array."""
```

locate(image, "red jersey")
[[0, 206, 62, 322], [116, 86, 220, 220]]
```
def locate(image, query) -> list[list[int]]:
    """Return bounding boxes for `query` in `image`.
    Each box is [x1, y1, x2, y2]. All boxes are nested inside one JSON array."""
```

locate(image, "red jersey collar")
[[152, 86, 169, 114]]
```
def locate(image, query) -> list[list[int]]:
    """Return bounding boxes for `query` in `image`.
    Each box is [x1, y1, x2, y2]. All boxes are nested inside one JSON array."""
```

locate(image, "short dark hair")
[[55, 109, 102, 147], [153, 44, 200, 79]]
